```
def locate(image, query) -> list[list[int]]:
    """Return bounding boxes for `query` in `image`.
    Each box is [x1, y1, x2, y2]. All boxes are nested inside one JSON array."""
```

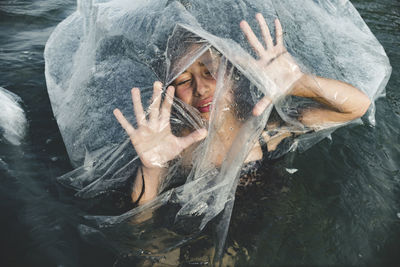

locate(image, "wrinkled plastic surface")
[[0, 87, 27, 145], [45, 0, 391, 264]]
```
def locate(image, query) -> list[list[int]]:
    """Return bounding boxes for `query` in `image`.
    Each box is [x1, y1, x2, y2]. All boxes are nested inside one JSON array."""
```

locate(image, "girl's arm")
[[290, 75, 371, 129], [241, 14, 371, 130], [114, 82, 207, 205]]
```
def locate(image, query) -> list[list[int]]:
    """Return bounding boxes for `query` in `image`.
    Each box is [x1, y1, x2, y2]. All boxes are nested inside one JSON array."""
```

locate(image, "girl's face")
[[174, 54, 217, 121]]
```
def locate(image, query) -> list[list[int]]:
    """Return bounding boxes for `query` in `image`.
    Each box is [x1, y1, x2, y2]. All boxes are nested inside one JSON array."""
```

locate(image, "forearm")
[[290, 75, 371, 127], [132, 166, 165, 205], [291, 75, 370, 114]]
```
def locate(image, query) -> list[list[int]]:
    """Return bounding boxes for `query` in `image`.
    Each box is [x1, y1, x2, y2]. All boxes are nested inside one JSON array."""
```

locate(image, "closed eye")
[[204, 70, 214, 79], [176, 79, 191, 86]]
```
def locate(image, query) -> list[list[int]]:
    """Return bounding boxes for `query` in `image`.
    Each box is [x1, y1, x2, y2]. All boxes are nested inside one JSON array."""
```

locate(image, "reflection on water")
[[0, 0, 399, 266]]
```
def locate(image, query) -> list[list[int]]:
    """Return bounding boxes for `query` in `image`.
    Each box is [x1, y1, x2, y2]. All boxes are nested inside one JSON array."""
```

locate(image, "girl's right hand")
[[113, 81, 208, 171]]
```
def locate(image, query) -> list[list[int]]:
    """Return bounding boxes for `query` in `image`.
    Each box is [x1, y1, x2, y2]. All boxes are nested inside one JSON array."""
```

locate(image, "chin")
[[200, 112, 210, 121]]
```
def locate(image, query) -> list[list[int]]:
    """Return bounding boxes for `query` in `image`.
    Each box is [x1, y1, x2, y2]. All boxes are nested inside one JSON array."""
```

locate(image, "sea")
[[0, 0, 399, 266]]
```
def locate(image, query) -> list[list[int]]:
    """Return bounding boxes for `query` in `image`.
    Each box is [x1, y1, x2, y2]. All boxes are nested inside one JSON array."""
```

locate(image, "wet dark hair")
[[230, 66, 256, 121]]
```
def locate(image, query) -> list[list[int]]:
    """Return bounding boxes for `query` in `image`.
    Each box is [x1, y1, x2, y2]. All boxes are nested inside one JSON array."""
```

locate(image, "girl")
[[113, 13, 370, 206]]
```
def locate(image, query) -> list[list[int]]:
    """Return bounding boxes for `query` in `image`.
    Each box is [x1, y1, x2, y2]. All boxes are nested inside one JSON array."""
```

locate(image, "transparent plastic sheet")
[[0, 87, 27, 145], [45, 0, 391, 265]]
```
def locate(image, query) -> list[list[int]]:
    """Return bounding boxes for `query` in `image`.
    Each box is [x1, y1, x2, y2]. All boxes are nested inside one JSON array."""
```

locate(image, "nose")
[[194, 77, 210, 97]]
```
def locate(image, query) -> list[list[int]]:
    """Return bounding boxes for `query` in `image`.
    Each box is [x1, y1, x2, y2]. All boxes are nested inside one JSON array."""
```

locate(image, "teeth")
[[199, 102, 211, 108]]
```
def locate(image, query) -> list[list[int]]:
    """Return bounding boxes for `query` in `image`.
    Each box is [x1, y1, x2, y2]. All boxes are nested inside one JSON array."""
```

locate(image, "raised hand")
[[113, 81, 207, 170], [240, 13, 303, 116]]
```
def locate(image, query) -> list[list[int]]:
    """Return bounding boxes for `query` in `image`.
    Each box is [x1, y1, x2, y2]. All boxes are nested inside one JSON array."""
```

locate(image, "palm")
[[129, 123, 192, 169], [114, 82, 207, 169], [240, 14, 303, 116]]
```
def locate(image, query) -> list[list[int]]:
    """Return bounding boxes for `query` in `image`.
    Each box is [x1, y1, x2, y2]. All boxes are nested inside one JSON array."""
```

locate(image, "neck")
[[206, 113, 263, 165], [180, 111, 263, 168]]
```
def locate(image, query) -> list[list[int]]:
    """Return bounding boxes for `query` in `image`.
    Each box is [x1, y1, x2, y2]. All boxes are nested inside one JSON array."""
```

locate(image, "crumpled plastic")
[[45, 0, 391, 265], [0, 87, 27, 145]]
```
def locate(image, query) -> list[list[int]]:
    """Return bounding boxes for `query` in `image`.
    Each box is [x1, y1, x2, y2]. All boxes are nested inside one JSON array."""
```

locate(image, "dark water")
[[0, 0, 399, 266]]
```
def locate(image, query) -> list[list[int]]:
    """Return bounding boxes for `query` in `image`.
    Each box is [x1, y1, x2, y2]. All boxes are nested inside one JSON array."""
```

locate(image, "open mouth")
[[196, 97, 213, 113], [197, 102, 212, 113]]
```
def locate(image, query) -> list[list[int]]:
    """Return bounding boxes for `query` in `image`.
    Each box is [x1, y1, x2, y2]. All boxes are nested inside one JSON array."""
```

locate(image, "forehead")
[[197, 51, 213, 65], [179, 52, 211, 74], [187, 50, 218, 72], [187, 59, 206, 70]]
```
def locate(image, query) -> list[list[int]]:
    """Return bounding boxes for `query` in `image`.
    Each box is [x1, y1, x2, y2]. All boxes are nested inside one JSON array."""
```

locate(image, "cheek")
[[209, 80, 217, 94], [176, 88, 192, 105]]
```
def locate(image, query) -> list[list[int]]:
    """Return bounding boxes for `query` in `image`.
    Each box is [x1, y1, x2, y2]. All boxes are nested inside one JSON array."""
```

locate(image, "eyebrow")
[[198, 60, 212, 67]]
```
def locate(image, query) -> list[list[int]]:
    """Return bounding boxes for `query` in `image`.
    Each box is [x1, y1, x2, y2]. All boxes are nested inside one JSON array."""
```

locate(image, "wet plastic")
[[0, 87, 27, 145], [45, 0, 391, 265]]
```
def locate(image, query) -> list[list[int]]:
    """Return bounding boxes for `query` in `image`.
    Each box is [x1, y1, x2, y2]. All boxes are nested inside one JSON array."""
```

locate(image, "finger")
[[275, 19, 284, 47], [252, 96, 272, 116], [160, 85, 175, 125], [113, 108, 136, 136], [178, 128, 208, 150], [240, 20, 265, 57], [149, 81, 162, 123], [256, 13, 273, 49], [131, 88, 146, 126]]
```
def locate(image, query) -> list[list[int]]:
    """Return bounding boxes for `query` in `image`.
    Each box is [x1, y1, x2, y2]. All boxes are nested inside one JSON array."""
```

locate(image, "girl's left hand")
[[240, 13, 303, 116]]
